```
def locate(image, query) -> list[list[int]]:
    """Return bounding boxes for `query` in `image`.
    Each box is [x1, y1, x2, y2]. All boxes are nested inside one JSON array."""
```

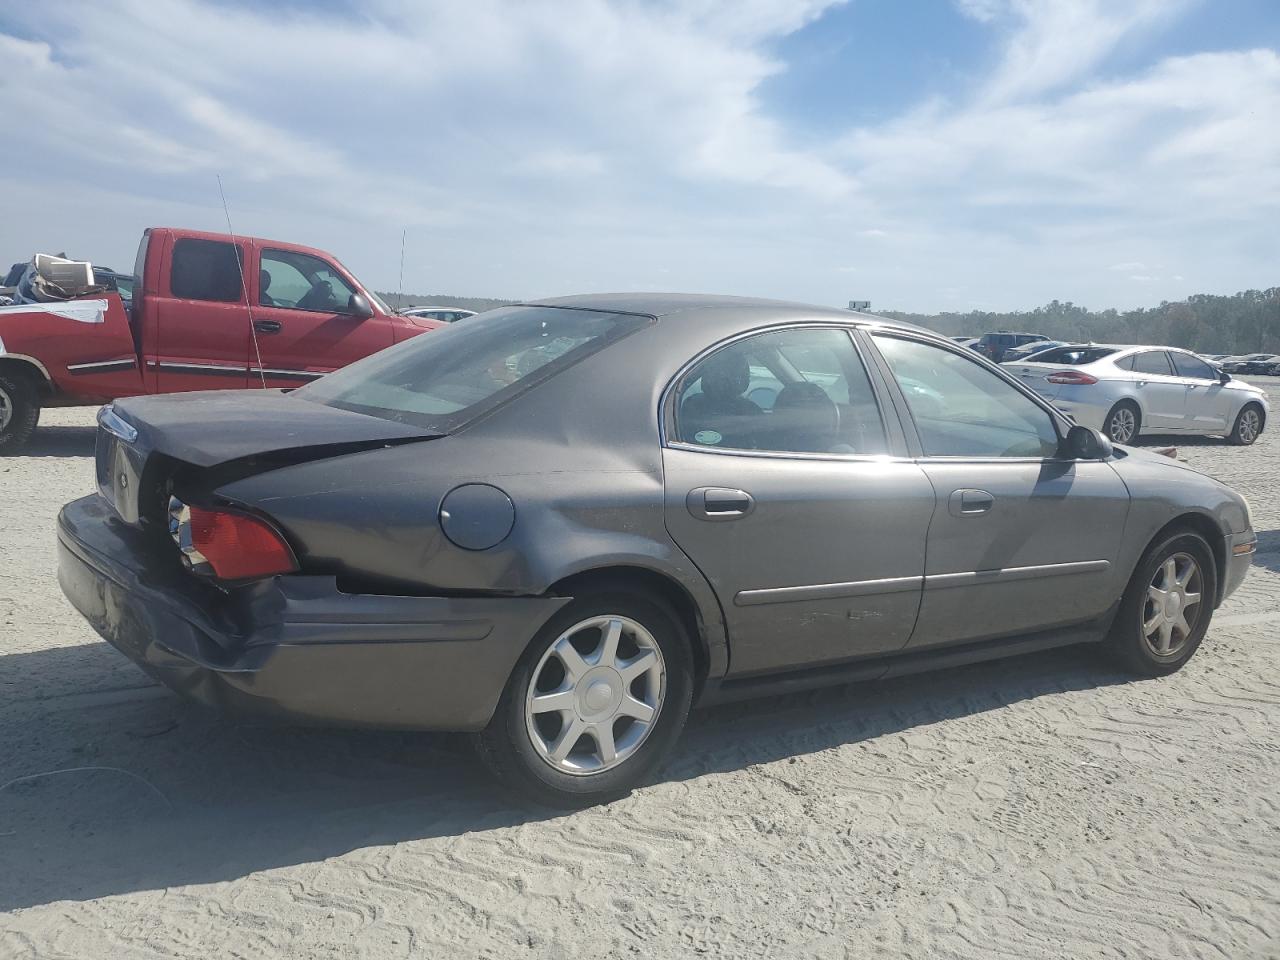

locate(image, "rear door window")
[[1129, 351, 1174, 376], [169, 238, 244, 302], [675, 328, 888, 456]]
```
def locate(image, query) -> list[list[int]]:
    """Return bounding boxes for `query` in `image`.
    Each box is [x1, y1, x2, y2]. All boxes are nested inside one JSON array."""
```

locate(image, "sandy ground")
[[2, 394, 1280, 959]]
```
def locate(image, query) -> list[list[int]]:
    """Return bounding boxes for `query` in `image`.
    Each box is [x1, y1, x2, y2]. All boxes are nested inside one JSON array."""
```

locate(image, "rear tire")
[[1103, 401, 1140, 445], [0, 371, 41, 454], [475, 590, 694, 808], [1106, 531, 1216, 677], [1227, 403, 1264, 445]]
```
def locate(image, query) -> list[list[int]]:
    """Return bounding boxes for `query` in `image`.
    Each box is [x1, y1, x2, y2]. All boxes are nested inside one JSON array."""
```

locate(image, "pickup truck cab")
[[0, 227, 443, 452]]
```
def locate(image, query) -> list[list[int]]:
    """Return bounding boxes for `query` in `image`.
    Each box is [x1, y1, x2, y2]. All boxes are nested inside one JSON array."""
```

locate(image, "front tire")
[[0, 370, 41, 454], [1103, 401, 1140, 445], [1106, 531, 1216, 677], [1227, 403, 1264, 445], [476, 590, 694, 808]]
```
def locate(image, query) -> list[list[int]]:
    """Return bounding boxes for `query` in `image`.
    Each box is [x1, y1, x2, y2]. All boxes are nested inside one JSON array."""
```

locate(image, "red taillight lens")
[[1046, 370, 1099, 385], [187, 506, 298, 581]]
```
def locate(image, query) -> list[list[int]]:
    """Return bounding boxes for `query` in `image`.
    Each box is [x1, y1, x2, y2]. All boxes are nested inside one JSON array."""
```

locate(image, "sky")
[[1, 0, 1277, 313]]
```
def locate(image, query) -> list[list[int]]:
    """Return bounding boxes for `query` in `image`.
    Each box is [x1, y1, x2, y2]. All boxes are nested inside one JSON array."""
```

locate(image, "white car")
[[400, 306, 477, 323], [1004, 344, 1269, 445]]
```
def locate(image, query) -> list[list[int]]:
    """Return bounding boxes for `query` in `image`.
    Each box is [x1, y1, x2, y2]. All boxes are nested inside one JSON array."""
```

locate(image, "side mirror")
[[1065, 424, 1113, 459], [348, 293, 374, 319], [1218, 369, 1231, 384]]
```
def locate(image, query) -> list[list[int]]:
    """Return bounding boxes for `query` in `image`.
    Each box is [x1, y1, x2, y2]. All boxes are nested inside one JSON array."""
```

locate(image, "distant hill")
[[377, 292, 515, 313]]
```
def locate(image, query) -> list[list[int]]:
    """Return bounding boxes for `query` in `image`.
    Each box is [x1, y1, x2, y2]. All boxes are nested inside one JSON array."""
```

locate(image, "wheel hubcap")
[[1240, 410, 1260, 442], [1110, 408, 1135, 443], [1141, 553, 1203, 657], [526, 615, 666, 776], [0, 386, 12, 432]]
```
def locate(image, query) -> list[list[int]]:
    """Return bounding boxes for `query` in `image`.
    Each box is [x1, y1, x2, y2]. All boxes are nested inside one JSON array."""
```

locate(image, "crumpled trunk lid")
[[100, 390, 440, 527]]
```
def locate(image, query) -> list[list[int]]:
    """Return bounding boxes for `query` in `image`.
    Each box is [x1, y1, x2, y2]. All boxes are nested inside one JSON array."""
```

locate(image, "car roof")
[[520, 292, 931, 335]]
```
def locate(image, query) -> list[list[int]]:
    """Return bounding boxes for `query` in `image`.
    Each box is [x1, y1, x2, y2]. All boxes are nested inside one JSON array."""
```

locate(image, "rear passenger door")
[[1120, 350, 1186, 429], [868, 332, 1131, 651], [662, 325, 935, 677], [152, 236, 250, 391]]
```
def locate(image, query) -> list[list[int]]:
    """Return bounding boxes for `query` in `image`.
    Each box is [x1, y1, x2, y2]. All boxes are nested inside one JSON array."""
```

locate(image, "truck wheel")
[[1227, 403, 1264, 446], [475, 590, 694, 808], [0, 371, 41, 454]]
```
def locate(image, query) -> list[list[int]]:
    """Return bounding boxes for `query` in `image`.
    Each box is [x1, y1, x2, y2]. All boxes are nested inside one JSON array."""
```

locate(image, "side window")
[[260, 249, 358, 313], [873, 335, 1060, 459], [675, 328, 888, 456], [1130, 351, 1174, 376], [1171, 352, 1216, 380], [170, 238, 244, 302]]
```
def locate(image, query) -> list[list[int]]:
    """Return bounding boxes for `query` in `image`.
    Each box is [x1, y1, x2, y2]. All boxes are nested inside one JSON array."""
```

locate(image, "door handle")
[[948, 488, 994, 517], [687, 487, 755, 521], [253, 319, 283, 334]]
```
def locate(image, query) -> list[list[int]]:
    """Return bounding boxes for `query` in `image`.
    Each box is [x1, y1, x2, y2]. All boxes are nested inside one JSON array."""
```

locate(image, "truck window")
[[260, 249, 358, 313], [170, 238, 244, 302]]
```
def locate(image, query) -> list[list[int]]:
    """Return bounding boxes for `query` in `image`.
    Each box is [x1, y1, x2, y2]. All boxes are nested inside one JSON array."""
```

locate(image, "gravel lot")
[[3, 389, 1279, 959]]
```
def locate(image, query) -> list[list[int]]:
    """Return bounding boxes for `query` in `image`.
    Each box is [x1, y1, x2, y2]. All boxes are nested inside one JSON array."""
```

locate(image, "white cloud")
[[0, 0, 1275, 312]]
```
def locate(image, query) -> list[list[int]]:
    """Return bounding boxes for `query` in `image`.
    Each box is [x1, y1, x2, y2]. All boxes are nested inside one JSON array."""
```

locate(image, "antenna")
[[397, 228, 406, 312], [217, 174, 268, 389]]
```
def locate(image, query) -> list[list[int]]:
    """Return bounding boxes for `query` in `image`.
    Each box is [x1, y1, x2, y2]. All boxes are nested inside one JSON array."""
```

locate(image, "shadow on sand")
[[1, 639, 1130, 911]]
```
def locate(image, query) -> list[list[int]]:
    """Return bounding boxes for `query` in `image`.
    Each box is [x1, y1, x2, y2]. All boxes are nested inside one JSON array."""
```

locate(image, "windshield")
[[296, 305, 650, 430], [1023, 346, 1118, 365]]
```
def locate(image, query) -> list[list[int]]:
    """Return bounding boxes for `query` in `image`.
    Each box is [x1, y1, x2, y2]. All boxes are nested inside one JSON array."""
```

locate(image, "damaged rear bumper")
[[57, 495, 569, 731]]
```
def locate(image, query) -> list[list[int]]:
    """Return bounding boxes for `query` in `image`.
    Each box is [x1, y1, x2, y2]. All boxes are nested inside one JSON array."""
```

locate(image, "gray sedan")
[[1004, 344, 1269, 445], [59, 296, 1256, 806]]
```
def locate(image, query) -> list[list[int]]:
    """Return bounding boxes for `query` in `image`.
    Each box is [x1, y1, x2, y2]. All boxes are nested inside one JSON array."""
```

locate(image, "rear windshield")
[[296, 305, 650, 430], [1022, 346, 1117, 365]]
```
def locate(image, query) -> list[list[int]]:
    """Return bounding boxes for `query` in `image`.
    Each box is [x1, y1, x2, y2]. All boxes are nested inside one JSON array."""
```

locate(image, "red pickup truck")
[[0, 227, 443, 452]]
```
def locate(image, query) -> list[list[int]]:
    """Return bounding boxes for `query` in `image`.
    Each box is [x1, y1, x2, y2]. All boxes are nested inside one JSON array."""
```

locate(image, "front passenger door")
[[1170, 351, 1231, 432], [870, 333, 1131, 650]]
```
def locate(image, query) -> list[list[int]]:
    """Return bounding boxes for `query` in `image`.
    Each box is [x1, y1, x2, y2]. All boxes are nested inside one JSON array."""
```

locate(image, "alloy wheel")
[[1238, 408, 1261, 443], [0, 385, 11, 432], [525, 615, 666, 776], [1109, 406, 1136, 443], [1141, 553, 1203, 657]]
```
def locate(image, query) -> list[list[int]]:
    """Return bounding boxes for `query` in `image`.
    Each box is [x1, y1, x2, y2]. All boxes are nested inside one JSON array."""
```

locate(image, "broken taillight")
[[1046, 370, 1099, 385], [170, 498, 298, 581]]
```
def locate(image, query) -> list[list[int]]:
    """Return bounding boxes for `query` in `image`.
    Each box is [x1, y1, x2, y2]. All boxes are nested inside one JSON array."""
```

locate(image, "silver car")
[[1005, 344, 1269, 445]]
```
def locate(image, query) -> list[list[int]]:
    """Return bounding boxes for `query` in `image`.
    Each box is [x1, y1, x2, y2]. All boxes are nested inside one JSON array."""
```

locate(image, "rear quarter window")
[[170, 238, 244, 302]]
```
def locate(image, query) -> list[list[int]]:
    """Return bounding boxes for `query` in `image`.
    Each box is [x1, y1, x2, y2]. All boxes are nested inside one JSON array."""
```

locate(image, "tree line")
[[883, 287, 1280, 355]]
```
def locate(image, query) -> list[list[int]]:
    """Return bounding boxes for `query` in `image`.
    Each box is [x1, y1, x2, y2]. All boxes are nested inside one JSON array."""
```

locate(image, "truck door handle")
[[253, 319, 282, 334], [949, 488, 994, 517], [687, 487, 755, 521]]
